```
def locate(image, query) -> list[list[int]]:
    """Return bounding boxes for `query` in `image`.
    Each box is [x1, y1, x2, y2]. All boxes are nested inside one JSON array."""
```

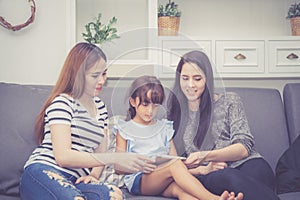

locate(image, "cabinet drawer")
[[159, 39, 212, 77], [268, 40, 300, 73], [215, 41, 265, 75]]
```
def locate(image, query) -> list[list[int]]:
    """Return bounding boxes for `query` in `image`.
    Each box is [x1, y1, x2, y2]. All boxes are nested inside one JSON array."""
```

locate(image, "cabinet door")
[[269, 40, 300, 75], [158, 38, 212, 78], [215, 40, 265, 77]]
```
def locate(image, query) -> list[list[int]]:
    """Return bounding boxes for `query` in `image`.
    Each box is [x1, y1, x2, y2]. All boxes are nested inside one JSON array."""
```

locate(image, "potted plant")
[[287, 2, 300, 36], [82, 13, 120, 45], [157, 0, 182, 36]]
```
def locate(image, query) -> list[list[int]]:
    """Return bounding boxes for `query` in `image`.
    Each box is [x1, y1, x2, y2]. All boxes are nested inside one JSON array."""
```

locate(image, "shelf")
[[67, 0, 300, 78]]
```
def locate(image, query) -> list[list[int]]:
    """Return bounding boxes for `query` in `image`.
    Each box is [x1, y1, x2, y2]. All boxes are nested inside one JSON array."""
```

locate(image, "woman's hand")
[[203, 161, 227, 175], [75, 175, 99, 184], [76, 176, 123, 200], [112, 152, 157, 174], [108, 185, 123, 200], [184, 151, 210, 168], [188, 161, 228, 175]]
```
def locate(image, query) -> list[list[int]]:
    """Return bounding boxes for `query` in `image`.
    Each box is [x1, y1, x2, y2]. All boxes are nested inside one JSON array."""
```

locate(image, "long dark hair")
[[35, 42, 106, 144], [167, 51, 214, 148], [127, 75, 164, 120]]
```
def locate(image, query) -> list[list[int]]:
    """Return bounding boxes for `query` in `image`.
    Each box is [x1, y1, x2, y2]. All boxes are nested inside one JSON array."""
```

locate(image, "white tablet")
[[155, 155, 186, 165]]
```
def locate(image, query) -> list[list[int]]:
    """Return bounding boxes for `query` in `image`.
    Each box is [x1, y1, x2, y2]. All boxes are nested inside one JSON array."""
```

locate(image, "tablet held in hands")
[[155, 155, 186, 165]]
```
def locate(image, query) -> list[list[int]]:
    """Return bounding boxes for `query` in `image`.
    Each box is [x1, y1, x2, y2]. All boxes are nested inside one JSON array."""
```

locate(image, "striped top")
[[24, 93, 108, 178]]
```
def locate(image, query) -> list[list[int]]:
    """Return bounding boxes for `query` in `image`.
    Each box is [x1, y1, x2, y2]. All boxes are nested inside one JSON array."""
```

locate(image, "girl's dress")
[[114, 119, 174, 192]]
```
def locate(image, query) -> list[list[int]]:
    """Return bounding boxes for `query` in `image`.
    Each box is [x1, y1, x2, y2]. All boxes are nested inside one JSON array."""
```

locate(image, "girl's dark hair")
[[167, 51, 214, 148], [127, 75, 164, 120]]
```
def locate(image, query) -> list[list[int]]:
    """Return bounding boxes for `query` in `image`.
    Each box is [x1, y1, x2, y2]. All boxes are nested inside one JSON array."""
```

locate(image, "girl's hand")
[[184, 151, 209, 167], [75, 175, 99, 184]]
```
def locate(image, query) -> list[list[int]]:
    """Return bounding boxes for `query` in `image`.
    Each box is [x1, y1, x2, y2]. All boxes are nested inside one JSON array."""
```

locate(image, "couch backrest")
[[283, 83, 300, 144], [0, 83, 52, 197], [100, 86, 290, 172], [226, 87, 289, 171], [0, 83, 291, 197]]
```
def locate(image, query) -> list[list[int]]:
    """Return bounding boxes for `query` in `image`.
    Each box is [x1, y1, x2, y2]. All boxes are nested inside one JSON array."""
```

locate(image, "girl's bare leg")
[[161, 182, 198, 200], [140, 159, 220, 200]]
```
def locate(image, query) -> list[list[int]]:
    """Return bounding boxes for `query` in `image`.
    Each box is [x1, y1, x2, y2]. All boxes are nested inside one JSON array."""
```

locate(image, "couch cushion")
[[226, 87, 290, 172], [0, 83, 52, 197], [122, 189, 176, 200], [278, 191, 300, 200], [283, 83, 300, 144], [276, 135, 300, 194]]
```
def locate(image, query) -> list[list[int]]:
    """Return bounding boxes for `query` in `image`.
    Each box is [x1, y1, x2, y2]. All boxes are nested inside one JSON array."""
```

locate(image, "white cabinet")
[[268, 40, 300, 74], [157, 37, 212, 78], [69, 0, 300, 78], [158, 37, 300, 78], [215, 40, 265, 76]]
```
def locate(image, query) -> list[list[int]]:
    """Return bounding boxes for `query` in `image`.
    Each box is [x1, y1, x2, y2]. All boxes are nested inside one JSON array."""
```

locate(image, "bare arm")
[[51, 124, 156, 174], [51, 124, 108, 168], [204, 143, 249, 162], [88, 128, 109, 178], [115, 131, 129, 174], [185, 143, 248, 167], [115, 130, 127, 153], [168, 139, 178, 156]]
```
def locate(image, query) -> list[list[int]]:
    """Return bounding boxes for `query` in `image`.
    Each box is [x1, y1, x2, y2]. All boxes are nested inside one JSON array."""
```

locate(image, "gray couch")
[[283, 83, 300, 144], [0, 82, 300, 200]]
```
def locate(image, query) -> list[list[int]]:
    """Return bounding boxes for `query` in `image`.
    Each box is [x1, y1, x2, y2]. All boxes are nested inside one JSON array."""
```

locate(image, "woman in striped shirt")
[[19, 42, 156, 200]]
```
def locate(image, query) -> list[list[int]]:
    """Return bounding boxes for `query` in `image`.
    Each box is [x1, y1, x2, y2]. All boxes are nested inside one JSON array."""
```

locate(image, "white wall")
[[0, 0, 299, 91], [0, 0, 68, 85]]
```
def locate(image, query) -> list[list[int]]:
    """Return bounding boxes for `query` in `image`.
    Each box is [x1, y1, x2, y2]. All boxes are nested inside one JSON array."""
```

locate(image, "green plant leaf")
[[157, 0, 181, 17], [287, 3, 300, 19], [82, 13, 120, 45]]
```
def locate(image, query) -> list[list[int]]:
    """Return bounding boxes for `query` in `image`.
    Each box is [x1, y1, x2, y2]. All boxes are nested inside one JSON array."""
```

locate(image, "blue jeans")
[[19, 163, 111, 200]]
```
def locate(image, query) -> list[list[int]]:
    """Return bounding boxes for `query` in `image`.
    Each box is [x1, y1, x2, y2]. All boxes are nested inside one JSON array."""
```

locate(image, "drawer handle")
[[234, 53, 246, 60], [286, 53, 299, 60]]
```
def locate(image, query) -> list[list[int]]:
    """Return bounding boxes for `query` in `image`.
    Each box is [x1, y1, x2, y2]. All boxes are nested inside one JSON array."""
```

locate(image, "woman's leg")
[[198, 167, 280, 200], [20, 163, 112, 200], [19, 163, 86, 200], [77, 182, 116, 200], [236, 158, 275, 190], [140, 159, 220, 200]]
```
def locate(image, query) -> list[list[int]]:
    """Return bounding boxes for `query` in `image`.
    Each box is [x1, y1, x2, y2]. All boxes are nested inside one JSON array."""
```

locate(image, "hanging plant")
[[0, 0, 36, 31]]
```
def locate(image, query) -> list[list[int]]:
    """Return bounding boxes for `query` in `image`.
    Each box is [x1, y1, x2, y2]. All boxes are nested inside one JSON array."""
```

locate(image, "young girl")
[[115, 75, 243, 200]]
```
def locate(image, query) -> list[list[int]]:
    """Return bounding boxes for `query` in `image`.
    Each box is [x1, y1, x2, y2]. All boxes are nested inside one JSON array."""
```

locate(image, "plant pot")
[[158, 16, 180, 36], [290, 17, 300, 36]]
